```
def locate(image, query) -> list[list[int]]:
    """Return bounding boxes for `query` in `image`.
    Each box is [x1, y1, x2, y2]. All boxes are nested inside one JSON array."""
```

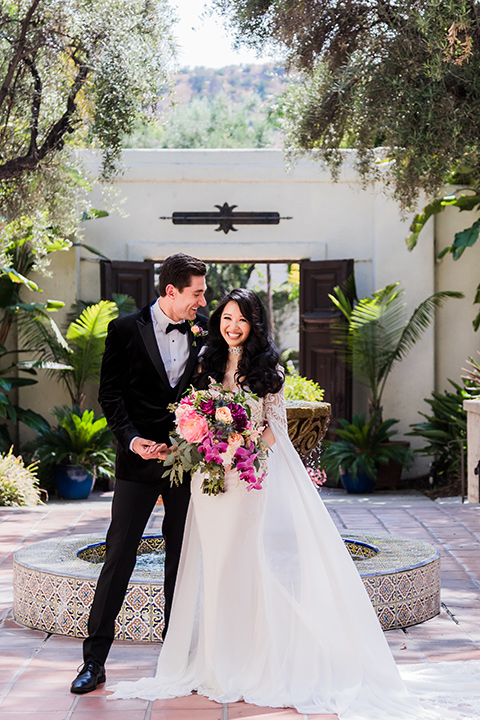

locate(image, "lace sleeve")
[[263, 385, 288, 434]]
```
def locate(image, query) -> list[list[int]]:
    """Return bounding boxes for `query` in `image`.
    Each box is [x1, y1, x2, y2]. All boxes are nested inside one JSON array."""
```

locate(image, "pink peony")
[[175, 402, 194, 421], [178, 409, 209, 443]]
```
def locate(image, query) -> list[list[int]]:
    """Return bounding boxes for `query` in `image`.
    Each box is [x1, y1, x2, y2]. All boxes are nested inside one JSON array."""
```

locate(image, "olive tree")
[[0, 0, 174, 181], [0, 0, 175, 281], [0, 0, 175, 439], [0, 0, 175, 296], [213, 1, 480, 206], [213, 0, 480, 326]]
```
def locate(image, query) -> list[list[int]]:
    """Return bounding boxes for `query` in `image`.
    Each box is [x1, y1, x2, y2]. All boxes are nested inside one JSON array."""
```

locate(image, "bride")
[[108, 289, 457, 719]]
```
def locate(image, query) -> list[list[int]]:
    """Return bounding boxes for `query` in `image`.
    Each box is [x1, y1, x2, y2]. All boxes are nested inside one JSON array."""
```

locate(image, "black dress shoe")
[[70, 661, 106, 694]]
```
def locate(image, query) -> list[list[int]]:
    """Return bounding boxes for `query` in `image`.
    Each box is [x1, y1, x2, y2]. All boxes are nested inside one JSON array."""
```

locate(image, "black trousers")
[[82, 476, 191, 666]]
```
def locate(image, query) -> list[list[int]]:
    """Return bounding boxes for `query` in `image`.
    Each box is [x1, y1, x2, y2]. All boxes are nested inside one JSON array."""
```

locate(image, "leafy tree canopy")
[[0, 0, 174, 182], [213, 0, 480, 208], [0, 0, 175, 312], [124, 92, 281, 148]]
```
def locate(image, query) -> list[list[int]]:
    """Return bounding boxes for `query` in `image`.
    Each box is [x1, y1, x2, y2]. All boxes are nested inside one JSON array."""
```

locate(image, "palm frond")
[[112, 293, 137, 317], [20, 313, 73, 372], [393, 291, 464, 365], [329, 285, 354, 321], [328, 280, 462, 420], [65, 300, 118, 395], [348, 286, 406, 390], [66, 300, 118, 346]]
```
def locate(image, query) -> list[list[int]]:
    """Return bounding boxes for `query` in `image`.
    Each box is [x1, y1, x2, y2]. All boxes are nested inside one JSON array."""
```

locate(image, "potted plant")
[[328, 280, 462, 487], [31, 405, 115, 499], [329, 280, 463, 422], [20, 299, 120, 409], [284, 368, 331, 461], [321, 412, 413, 493]]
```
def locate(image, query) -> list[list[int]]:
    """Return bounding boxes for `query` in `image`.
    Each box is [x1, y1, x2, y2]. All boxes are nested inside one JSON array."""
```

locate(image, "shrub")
[[0, 449, 42, 506], [408, 377, 480, 483], [284, 371, 324, 402]]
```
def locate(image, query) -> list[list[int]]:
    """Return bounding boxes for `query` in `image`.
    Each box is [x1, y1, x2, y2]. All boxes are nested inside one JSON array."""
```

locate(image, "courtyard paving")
[[0, 487, 479, 720]]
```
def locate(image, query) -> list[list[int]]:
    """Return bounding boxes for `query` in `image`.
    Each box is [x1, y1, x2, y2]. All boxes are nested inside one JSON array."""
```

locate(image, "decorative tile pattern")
[[342, 531, 441, 630], [13, 534, 166, 642], [13, 531, 440, 641]]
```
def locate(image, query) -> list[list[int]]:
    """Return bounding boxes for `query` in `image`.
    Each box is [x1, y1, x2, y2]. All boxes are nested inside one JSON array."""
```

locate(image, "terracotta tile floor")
[[1, 489, 480, 719]]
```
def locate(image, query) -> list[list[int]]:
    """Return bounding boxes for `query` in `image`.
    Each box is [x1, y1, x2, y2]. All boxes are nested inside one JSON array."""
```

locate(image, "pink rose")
[[178, 409, 209, 443], [227, 432, 244, 449], [215, 406, 233, 424]]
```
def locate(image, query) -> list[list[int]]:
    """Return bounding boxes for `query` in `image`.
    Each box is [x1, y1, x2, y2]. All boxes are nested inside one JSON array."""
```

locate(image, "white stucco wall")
[[19, 149, 480, 479], [434, 200, 480, 392]]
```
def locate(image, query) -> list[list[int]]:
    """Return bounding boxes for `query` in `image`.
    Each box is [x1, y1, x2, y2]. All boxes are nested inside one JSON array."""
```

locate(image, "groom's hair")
[[158, 253, 206, 296]]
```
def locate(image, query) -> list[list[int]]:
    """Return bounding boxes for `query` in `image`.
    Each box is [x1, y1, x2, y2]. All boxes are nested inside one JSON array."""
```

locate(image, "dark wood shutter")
[[100, 260, 156, 309], [299, 259, 353, 423]]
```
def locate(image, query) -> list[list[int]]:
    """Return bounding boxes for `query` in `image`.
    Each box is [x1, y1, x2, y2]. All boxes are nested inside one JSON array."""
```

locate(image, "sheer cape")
[[109, 388, 480, 719]]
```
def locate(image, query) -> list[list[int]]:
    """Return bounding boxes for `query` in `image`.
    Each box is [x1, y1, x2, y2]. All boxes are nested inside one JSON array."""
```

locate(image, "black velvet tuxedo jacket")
[[98, 304, 208, 485]]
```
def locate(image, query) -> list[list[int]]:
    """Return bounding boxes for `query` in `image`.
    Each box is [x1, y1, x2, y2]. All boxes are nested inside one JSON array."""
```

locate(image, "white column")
[[464, 399, 480, 503]]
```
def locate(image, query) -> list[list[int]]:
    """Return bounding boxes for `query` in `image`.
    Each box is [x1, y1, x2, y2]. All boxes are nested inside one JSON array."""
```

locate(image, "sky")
[[171, 0, 282, 69]]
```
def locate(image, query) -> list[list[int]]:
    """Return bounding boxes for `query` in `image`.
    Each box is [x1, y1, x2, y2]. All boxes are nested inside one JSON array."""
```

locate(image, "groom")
[[71, 253, 207, 694]]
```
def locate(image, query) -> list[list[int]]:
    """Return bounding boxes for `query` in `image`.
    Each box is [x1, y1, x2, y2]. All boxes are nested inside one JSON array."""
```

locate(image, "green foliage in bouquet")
[[0, 449, 42, 506], [164, 382, 268, 495], [163, 435, 203, 490]]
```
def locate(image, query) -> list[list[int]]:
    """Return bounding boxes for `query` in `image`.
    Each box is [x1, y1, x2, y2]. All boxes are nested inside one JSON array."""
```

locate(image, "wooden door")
[[299, 259, 353, 423], [100, 260, 156, 309]]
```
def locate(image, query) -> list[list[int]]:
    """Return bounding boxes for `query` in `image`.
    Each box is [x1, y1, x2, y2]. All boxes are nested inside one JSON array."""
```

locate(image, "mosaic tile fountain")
[[13, 532, 440, 642]]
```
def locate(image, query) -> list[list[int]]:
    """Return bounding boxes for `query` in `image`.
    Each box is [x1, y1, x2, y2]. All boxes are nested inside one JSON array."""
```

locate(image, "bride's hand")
[[132, 438, 171, 461]]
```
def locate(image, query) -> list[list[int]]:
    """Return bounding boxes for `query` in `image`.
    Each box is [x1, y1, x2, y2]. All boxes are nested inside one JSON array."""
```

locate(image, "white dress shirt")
[[129, 302, 191, 453], [151, 301, 190, 387]]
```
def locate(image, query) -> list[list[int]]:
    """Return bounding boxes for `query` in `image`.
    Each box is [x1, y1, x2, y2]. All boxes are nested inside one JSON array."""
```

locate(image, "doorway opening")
[[100, 258, 354, 423]]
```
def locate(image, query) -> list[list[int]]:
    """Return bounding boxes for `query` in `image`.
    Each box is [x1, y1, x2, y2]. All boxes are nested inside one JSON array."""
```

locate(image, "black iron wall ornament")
[[159, 202, 292, 234]]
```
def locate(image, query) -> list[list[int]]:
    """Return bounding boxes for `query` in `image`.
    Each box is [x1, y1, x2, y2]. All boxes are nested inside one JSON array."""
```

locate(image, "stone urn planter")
[[286, 401, 331, 462]]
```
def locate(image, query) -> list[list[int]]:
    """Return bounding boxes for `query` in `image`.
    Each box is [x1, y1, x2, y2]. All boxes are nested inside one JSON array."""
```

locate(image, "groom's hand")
[[132, 437, 169, 460]]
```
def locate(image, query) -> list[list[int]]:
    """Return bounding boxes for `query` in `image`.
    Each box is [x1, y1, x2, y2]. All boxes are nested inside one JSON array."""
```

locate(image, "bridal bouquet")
[[163, 380, 268, 495]]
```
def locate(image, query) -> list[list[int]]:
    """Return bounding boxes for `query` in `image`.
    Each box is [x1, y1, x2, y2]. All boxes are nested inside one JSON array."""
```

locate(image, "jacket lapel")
[[136, 308, 170, 389]]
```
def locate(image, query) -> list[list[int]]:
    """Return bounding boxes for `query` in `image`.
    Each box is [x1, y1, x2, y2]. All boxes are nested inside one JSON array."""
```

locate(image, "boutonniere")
[[189, 321, 207, 346]]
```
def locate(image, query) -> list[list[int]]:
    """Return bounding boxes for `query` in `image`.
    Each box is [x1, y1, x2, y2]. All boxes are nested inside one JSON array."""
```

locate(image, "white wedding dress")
[[109, 388, 480, 719]]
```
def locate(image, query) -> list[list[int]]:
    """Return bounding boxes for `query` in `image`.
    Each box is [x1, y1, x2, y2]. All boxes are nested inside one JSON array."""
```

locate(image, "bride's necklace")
[[228, 346, 242, 355]]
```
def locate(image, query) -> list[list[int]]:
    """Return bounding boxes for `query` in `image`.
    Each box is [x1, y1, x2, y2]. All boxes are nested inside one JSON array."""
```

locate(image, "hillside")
[[172, 63, 289, 105], [124, 63, 292, 149]]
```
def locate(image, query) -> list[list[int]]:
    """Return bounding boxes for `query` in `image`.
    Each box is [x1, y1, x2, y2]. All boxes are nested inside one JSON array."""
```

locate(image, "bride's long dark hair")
[[197, 289, 283, 397]]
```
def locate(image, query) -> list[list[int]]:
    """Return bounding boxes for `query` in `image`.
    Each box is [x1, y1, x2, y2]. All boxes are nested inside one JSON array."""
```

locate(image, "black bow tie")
[[166, 321, 189, 335]]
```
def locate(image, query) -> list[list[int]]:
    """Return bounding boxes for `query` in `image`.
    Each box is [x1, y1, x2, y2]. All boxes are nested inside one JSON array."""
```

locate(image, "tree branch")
[[0, 0, 42, 111], [0, 61, 90, 180], [25, 57, 42, 158]]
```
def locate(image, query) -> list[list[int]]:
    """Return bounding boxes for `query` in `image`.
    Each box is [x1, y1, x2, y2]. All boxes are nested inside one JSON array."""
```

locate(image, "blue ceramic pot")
[[54, 465, 95, 500], [340, 469, 376, 494]]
